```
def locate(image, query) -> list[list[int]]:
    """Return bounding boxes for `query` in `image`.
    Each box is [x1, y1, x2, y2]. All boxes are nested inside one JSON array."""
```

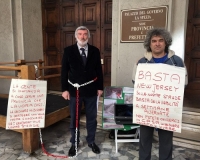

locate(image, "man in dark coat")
[[61, 26, 103, 157]]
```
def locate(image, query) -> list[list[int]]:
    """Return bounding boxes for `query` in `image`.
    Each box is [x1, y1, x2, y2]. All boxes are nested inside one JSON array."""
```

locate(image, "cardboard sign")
[[6, 79, 47, 129], [133, 63, 185, 133]]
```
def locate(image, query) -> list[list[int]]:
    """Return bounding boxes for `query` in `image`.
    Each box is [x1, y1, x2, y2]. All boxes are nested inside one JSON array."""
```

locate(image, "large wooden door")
[[42, 0, 112, 91], [185, 0, 200, 97]]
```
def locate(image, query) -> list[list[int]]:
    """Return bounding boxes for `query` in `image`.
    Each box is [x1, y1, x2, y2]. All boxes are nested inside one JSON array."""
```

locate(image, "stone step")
[[153, 107, 200, 150], [154, 123, 200, 150]]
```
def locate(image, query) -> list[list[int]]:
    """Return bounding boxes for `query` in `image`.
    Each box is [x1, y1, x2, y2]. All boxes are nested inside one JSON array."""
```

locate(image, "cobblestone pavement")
[[0, 118, 200, 160]]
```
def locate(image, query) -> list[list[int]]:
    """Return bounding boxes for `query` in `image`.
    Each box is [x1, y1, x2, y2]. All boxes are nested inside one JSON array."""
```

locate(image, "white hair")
[[75, 26, 90, 39]]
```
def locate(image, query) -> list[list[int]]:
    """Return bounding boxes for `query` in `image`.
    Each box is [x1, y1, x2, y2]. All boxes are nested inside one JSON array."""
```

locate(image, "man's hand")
[[97, 90, 103, 97], [62, 91, 70, 100]]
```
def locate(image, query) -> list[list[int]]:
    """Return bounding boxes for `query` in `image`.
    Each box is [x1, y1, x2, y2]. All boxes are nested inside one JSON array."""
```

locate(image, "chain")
[[74, 89, 79, 157], [37, 68, 70, 159], [34, 65, 41, 80], [39, 77, 97, 158], [39, 128, 69, 158], [68, 77, 97, 157], [68, 77, 97, 90]]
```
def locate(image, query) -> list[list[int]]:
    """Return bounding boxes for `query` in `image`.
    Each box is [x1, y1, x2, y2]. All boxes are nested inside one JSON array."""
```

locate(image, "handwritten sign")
[[133, 64, 185, 133], [6, 79, 47, 129], [121, 6, 168, 42]]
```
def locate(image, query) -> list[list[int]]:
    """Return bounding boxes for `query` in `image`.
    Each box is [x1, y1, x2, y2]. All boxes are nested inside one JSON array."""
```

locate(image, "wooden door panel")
[[42, 1, 60, 61], [102, 29, 111, 87], [81, 4, 98, 25], [101, 0, 112, 87], [87, 30, 99, 49], [102, 0, 112, 24], [79, 0, 100, 49], [62, 31, 76, 48], [42, 0, 61, 91], [60, 0, 79, 51], [185, 0, 200, 96], [187, 59, 200, 89], [62, 4, 77, 27], [60, 0, 79, 29], [79, 0, 100, 26], [44, 32, 60, 56]]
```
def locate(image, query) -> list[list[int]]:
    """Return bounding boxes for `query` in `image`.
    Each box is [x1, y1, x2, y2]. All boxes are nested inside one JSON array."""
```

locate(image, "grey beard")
[[77, 39, 88, 47]]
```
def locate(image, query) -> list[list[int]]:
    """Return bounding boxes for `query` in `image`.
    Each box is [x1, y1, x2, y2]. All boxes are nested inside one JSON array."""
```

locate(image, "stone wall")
[[0, 0, 43, 94], [111, 0, 189, 87]]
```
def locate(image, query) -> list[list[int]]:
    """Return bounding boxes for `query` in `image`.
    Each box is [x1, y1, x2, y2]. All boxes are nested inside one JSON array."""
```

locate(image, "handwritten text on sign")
[[6, 79, 47, 129], [133, 64, 185, 133]]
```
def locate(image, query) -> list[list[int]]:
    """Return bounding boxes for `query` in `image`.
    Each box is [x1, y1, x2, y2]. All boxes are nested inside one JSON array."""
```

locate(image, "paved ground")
[[0, 118, 200, 160]]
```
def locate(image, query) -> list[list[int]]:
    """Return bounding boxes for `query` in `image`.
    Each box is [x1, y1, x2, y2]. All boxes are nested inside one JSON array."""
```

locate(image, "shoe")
[[88, 142, 100, 154], [68, 144, 77, 157]]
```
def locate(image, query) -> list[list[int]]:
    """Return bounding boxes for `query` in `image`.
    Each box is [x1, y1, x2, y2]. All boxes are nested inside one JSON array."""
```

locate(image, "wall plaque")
[[121, 6, 168, 42]]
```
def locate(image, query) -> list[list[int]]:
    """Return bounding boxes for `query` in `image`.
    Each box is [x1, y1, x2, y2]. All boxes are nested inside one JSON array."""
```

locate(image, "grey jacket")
[[132, 50, 188, 85]]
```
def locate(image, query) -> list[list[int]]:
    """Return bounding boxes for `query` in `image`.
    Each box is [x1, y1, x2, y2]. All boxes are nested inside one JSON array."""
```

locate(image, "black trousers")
[[69, 96, 97, 144], [139, 125, 173, 160]]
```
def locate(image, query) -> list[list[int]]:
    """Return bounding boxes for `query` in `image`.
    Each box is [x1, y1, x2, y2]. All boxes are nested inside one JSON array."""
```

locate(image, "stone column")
[[0, 0, 43, 93]]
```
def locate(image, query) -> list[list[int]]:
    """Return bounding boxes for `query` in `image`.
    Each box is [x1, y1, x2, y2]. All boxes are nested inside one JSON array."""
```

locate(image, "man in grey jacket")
[[133, 28, 187, 160]]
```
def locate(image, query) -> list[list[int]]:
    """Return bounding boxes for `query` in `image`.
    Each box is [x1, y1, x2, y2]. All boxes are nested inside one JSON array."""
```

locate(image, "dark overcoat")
[[61, 43, 103, 97]]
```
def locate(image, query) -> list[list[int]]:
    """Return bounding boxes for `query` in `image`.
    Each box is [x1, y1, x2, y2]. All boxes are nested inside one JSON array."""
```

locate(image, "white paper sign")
[[6, 79, 47, 129], [133, 63, 185, 133]]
